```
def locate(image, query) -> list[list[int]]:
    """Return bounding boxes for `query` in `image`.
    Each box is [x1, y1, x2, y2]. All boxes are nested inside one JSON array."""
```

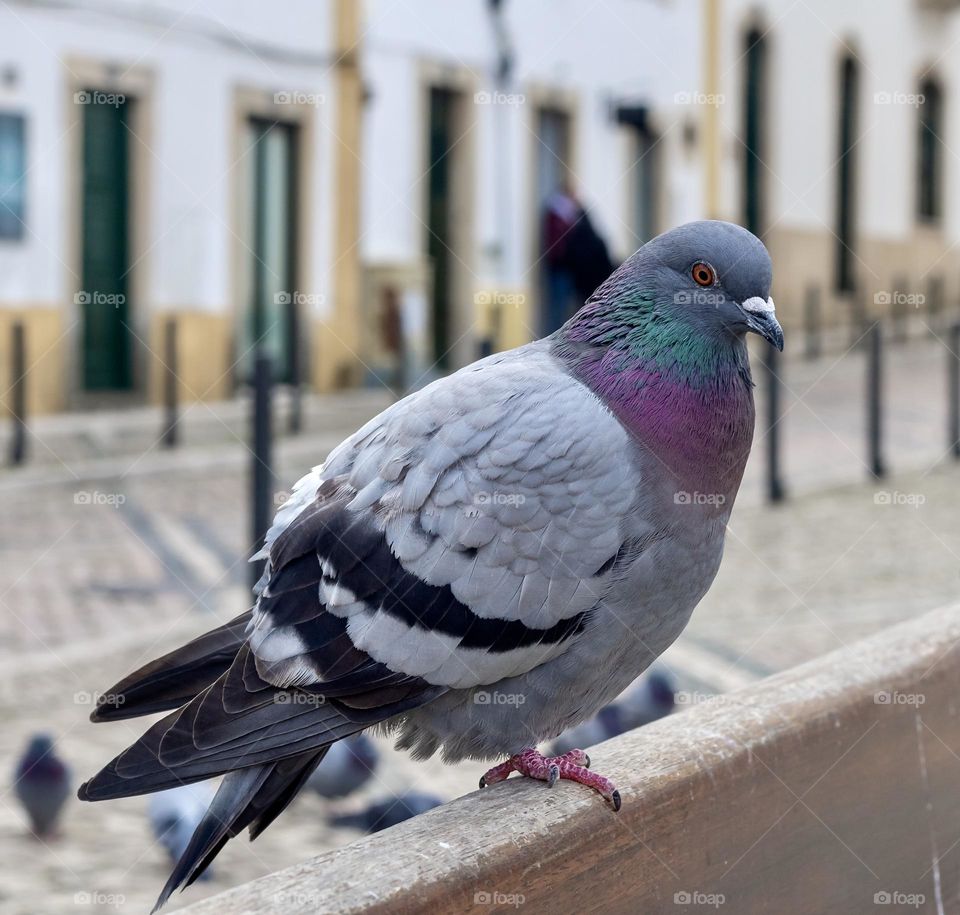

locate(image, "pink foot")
[[479, 747, 621, 811]]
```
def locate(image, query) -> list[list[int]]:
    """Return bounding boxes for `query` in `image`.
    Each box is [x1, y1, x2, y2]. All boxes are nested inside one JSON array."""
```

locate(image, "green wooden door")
[[241, 118, 298, 383], [835, 57, 859, 294], [81, 95, 132, 390], [742, 29, 767, 238], [427, 88, 456, 370]]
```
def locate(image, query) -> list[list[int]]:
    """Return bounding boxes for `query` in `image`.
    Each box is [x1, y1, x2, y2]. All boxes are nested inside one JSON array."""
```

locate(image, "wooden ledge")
[[183, 604, 960, 914]]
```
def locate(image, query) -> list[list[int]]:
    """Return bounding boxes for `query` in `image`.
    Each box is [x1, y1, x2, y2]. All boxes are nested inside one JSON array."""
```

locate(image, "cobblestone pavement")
[[0, 335, 959, 912]]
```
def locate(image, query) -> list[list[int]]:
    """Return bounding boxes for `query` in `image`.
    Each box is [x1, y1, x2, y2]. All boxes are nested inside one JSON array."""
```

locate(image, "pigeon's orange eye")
[[692, 262, 715, 287]]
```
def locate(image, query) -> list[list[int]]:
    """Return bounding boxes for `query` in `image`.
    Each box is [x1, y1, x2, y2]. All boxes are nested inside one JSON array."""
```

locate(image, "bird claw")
[[479, 747, 619, 810], [547, 764, 560, 788]]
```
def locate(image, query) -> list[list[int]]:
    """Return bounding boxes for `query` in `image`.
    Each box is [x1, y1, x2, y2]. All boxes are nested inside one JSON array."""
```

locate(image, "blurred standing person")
[[542, 184, 616, 333], [541, 184, 580, 333], [566, 204, 616, 305]]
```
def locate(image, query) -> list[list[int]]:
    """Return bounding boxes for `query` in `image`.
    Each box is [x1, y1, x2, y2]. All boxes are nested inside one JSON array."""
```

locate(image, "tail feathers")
[[247, 751, 326, 841], [152, 750, 325, 912], [93, 611, 252, 723]]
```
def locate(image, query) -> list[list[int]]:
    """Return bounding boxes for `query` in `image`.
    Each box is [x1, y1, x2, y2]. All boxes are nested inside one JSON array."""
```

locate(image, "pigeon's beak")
[[740, 296, 784, 351]]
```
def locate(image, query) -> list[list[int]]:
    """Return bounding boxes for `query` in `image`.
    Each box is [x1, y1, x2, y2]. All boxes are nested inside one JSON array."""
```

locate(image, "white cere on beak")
[[741, 295, 775, 315]]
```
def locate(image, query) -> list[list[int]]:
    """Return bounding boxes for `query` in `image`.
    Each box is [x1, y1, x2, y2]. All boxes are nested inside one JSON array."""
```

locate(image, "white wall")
[[0, 0, 338, 318], [719, 0, 960, 244]]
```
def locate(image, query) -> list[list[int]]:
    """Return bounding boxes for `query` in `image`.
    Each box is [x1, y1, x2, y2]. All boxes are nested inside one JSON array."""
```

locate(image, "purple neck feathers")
[[555, 329, 756, 500]]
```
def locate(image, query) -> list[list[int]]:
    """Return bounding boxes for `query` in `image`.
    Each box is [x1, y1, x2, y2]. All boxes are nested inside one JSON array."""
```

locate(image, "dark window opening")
[[742, 28, 767, 238], [0, 113, 26, 240], [835, 55, 859, 294], [917, 78, 943, 223]]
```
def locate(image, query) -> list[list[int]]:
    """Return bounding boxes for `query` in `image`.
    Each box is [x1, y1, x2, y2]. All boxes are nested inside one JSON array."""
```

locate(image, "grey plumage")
[[15, 733, 71, 838], [306, 734, 379, 799], [78, 221, 779, 908]]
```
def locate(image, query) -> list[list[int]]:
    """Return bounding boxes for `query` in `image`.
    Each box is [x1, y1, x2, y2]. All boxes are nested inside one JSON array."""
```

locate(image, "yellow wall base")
[[0, 307, 67, 416], [313, 318, 365, 391], [148, 311, 232, 404], [475, 288, 535, 352]]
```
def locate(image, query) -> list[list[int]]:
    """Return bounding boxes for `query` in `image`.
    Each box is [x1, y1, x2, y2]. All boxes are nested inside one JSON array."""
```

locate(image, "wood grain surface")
[[181, 603, 960, 914]]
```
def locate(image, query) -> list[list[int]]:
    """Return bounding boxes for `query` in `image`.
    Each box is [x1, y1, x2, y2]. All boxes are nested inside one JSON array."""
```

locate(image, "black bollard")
[[850, 292, 867, 348], [803, 285, 821, 360], [9, 321, 26, 465], [891, 276, 907, 344], [949, 322, 960, 460], [867, 322, 885, 478], [288, 300, 302, 435], [250, 351, 275, 591], [161, 318, 178, 448], [928, 275, 944, 334], [765, 343, 785, 502]]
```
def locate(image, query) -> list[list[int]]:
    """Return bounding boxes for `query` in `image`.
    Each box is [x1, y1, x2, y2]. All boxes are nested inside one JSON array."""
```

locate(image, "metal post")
[[949, 322, 960, 460], [9, 322, 26, 465], [891, 275, 907, 344], [288, 298, 302, 435], [803, 285, 821, 360], [849, 292, 866, 348], [161, 318, 178, 448], [250, 350, 275, 591], [765, 343, 785, 502], [381, 286, 406, 399], [394, 328, 408, 400], [478, 303, 502, 360], [928, 275, 944, 334], [867, 322, 885, 478]]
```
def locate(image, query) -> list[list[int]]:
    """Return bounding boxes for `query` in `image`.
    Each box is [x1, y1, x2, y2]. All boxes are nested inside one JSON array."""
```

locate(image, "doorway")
[[835, 55, 859, 293], [241, 117, 299, 383], [742, 28, 767, 237], [80, 94, 133, 390], [425, 87, 466, 371]]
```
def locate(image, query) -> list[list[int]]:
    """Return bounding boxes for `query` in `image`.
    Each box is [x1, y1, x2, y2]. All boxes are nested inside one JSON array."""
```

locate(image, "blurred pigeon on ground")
[[330, 791, 443, 834], [14, 734, 71, 839], [306, 734, 378, 799], [149, 784, 216, 880], [549, 668, 676, 755], [616, 668, 676, 729], [78, 221, 781, 910]]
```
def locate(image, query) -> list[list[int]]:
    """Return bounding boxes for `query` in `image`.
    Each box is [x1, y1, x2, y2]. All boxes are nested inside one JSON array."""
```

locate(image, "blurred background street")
[[2, 0, 960, 911]]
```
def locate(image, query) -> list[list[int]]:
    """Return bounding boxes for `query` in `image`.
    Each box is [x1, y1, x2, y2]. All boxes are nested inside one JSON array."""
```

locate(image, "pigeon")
[[616, 667, 676, 729], [306, 734, 379, 799], [549, 668, 675, 756], [14, 733, 71, 839], [330, 790, 443, 833], [78, 220, 781, 910], [149, 783, 216, 880]]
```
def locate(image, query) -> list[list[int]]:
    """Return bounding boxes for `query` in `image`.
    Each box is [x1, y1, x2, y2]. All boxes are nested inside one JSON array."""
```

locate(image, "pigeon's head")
[[583, 220, 782, 353], [637, 220, 780, 350], [19, 733, 67, 781], [25, 733, 55, 760], [646, 670, 676, 712]]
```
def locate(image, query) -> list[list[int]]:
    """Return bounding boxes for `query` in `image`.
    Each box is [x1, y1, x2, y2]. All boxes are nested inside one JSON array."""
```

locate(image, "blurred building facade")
[[2, 0, 960, 413], [0, 0, 361, 413], [709, 0, 960, 334], [357, 0, 702, 382]]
